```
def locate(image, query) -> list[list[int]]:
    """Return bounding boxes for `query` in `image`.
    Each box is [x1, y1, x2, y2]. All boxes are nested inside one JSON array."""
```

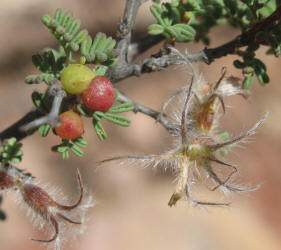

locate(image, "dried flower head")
[[101, 53, 266, 207], [0, 164, 94, 249]]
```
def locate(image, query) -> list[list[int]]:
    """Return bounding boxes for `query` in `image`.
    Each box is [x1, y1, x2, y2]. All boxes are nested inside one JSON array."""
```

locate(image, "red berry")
[[55, 111, 84, 140], [81, 76, 115, 111]]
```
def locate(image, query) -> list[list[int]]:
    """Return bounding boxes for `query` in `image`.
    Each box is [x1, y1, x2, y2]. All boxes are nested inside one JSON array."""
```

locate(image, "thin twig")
[[20, 83, 66, 132], [116, 0, 146, 65], [117, 92, 175, 131]]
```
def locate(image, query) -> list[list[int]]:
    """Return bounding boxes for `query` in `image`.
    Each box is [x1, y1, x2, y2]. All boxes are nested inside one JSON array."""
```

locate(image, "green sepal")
[[109, 103, 135, 113], [38, 124, 51, 137]]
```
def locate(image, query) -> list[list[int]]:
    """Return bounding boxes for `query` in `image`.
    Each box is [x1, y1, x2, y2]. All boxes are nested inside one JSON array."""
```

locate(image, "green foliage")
[[80, 32, 117, 66], [31, 91, 51, 114], [38, 124, 51, 137], [0, 138, 23, 164], [42, 9, 117, 66], [152, 0, 277, 45], [77, 102, 134, 141], [151, 0, 280, 88], [149, 3, 195, 42], [95, 66, 108, 76], [26, 47, 66, 85], [234, 48, 269, 88], [51, 137, 87, 159]]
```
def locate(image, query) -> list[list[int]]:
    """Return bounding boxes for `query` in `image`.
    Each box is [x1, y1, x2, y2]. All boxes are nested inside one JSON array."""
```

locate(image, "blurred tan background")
[[1, 1, 281, 250]]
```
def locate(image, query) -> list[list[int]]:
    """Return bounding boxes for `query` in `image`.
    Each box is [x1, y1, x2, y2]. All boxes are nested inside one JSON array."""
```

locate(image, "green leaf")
[[70, 144, 83, 157], [148, 24, 165, 35], [150, 5, 165, 26], [242, 75, 254, 89], [71, 29, 88, 45], [81, 35, 92, 55], [54, 9, 63, 22], [233, 60, 245, 69], [103, 113, 130, 127], [38, 124, 51, 137], [41, 14, 52, 27], [31, 91, 49, 113], [172, 23, 195, 42], [62, 149, 70, 160], [0, 138, 23, 164], [93, 120, 107, 140], [95, 66, 107, 76], [109, 103, 135, 113], [256, 72, 269, 86], [72, 137, 87, 147]]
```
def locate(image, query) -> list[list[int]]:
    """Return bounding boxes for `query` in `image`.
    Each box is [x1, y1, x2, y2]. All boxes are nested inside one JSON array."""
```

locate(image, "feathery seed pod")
[[100, 52, 266, 207], [0, 165, 94, 250]]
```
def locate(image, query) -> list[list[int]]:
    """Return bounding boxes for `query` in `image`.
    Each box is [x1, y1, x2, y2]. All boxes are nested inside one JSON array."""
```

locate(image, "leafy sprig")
[[0, 138, 23, 164], [149, 3, 195, 42], [26, 47, 66, 85], [77, 102, 134, 141], [234, 47, 269, 89], [51, 137, 87, 159], [41, 9, 117, 66]]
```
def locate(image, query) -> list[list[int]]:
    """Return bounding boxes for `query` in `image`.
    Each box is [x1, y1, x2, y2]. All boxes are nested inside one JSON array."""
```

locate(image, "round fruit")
[[55, 111, 84, 140], [61, 64, 96, 94], [81, 76, 115, 111]]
